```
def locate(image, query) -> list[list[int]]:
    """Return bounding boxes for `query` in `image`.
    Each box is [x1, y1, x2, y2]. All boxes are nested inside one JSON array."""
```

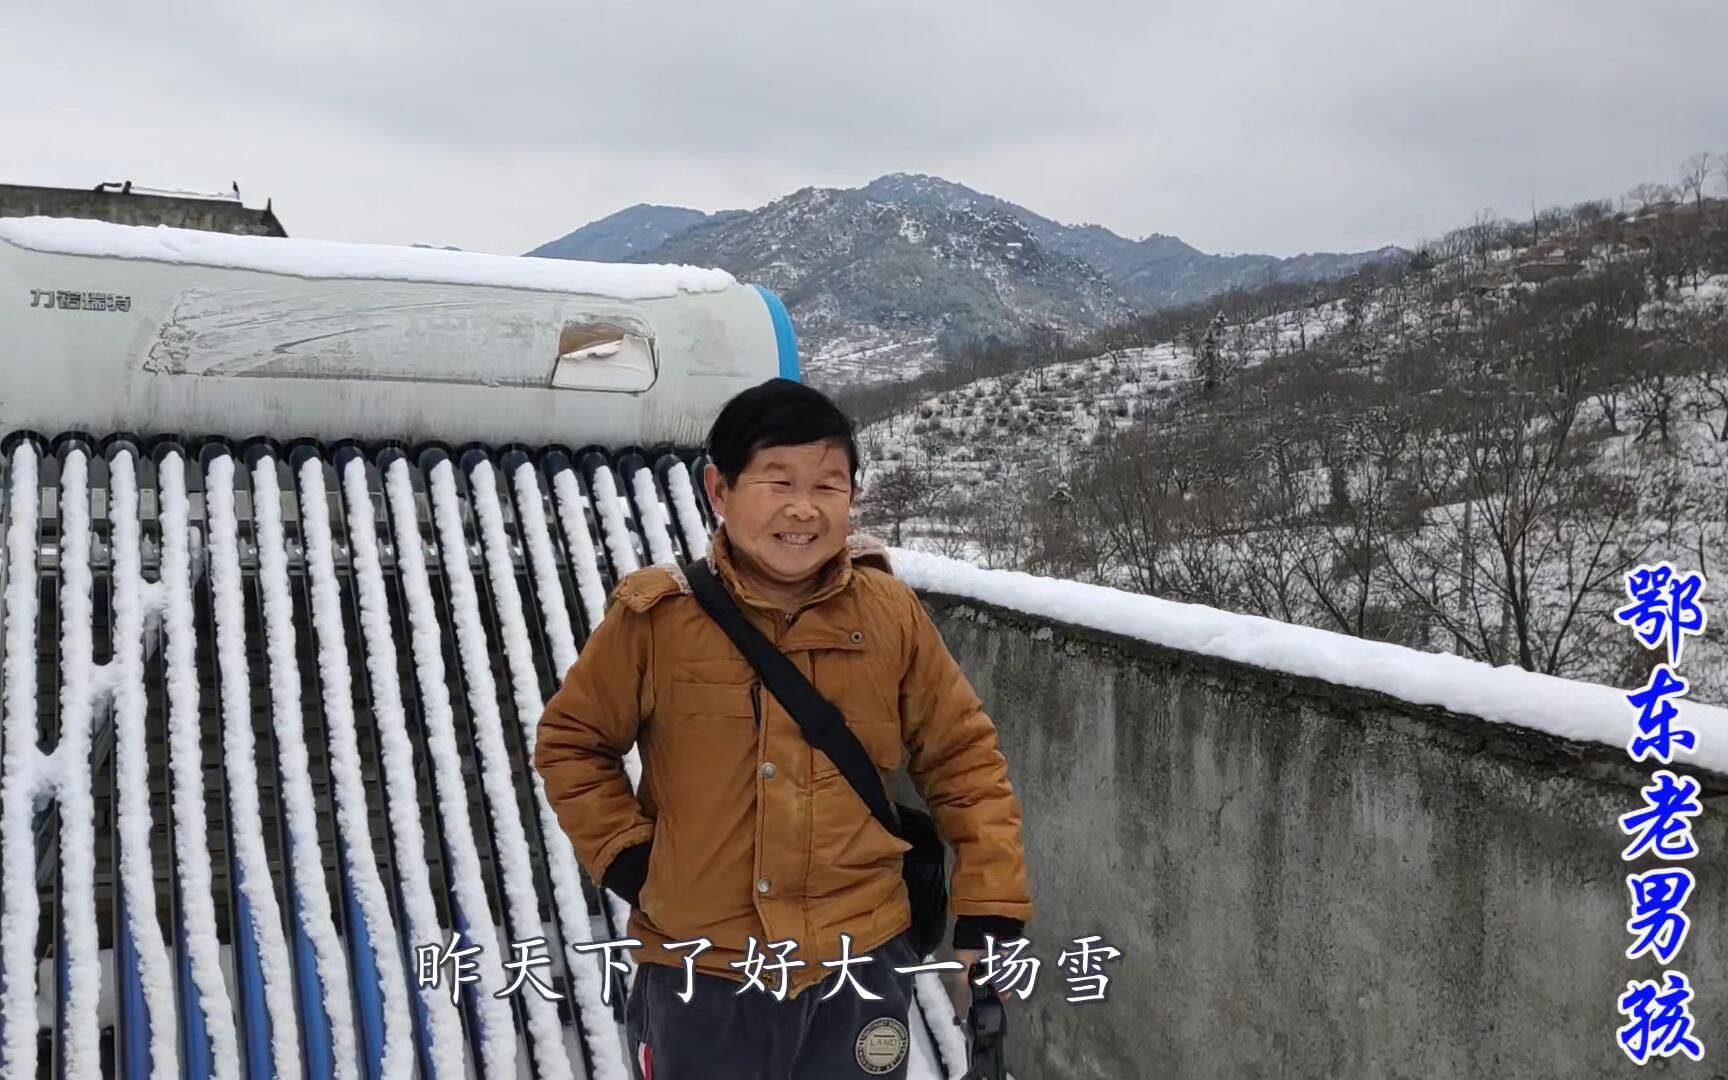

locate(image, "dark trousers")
[[625, 932, 921, 1079]]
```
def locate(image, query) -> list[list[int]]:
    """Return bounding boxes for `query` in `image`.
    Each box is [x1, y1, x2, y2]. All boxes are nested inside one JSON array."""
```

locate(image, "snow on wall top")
[[889, 547, 1728, 777], [0, 217, 737, 300]]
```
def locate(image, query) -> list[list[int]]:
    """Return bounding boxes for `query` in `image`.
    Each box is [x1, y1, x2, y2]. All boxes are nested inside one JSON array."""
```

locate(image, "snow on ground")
[[859, 342, 1190, 494], [808, 330, 945, 388], [0, 217, 735, 299], [889, 545, 1728, 774], [860, 246, 1728, 707], [1651, 272, 1728, 317]]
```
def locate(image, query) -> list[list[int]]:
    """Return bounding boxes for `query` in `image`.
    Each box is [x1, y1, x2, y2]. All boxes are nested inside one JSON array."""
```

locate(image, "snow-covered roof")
[[890, 548, 1728, 777], [0, 217, 737, 300]]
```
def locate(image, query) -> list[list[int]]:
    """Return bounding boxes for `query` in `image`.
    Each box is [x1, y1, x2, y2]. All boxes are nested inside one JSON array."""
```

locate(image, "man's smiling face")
[[705, 438, 855, 597]]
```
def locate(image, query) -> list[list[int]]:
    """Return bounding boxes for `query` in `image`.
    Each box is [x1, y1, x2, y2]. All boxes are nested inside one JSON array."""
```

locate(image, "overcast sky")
[[6, 0, 1726, 259]]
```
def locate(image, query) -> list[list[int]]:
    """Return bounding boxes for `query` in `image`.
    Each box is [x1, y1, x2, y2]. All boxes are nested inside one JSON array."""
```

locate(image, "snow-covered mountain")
[[624, 185, 1134, 385], [527, 176, 1400, 386], [859, 173, 1406, 308]]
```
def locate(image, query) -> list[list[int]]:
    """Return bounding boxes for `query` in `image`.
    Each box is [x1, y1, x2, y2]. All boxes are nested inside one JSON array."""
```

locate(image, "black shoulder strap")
[[683, 559, 900, 835]]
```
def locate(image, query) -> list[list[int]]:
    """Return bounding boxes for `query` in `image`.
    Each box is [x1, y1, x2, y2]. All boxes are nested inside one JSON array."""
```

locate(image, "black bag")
[[683, 559, 950, 959]]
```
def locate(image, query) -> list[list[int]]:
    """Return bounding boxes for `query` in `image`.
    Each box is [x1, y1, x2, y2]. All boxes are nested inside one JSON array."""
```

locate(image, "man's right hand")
[[601, 840, 652, 908]]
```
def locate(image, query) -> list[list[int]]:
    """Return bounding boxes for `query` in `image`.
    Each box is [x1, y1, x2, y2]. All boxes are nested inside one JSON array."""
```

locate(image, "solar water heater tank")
[[0, 216, 800, 448]]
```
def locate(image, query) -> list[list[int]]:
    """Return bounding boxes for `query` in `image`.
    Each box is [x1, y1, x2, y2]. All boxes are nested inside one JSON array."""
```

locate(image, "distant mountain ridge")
[[859, 173, 1405, 307], [527, 204, 748, 263], [527, 174, 1402, 384]]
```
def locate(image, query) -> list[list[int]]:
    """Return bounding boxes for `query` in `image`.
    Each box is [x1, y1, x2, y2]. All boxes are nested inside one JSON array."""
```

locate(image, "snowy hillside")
[[858, 301, 1350, 495], [855, 184, 1728, 705]]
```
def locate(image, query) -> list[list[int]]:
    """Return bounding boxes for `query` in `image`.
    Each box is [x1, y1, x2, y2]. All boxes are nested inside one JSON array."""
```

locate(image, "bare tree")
[[861, 459, 934, 545], [1279, 409, 1409, 638], [1461, 207, 1504, 268], [1626, 335, 1700, 448], [1160, 421, 1257, 607], [970, 483, 1038, 571], [1020, 477, 1106, 583], [1381, 354, 1683, 677], [1075, 425, 1212, 595], [1626, 183, 1668, 213], [1680, 152, 1714, 213], [1025, 323, 1067, 395], [1233, 522, 1308, 625], [922, 498, 980, 561]]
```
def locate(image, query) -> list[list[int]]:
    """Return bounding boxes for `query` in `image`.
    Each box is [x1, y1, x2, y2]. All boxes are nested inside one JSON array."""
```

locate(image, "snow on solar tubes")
[[1, 442, 45, 1078], [205, 452, 305, 1079], [250, 453, 361, 1079], [382, 455, 521, 1079], [424, 458, 575, 1079], [296, 455, 415, 1077], [338, 454, 473, 1079]]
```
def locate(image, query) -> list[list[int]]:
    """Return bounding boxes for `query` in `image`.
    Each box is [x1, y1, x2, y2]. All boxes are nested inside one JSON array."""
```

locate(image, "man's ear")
[[703, 462, 727, 519]]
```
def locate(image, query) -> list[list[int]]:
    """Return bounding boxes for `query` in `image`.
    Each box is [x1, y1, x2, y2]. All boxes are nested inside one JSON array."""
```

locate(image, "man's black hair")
[[706, 377, 858, 487]]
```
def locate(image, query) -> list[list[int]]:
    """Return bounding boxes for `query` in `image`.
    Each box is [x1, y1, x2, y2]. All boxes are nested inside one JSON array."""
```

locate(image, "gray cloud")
[[5, 0, 1726, 259]]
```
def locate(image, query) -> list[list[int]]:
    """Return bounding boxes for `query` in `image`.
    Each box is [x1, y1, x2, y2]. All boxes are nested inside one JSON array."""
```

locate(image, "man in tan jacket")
[[535, 377, 1032, 1079]]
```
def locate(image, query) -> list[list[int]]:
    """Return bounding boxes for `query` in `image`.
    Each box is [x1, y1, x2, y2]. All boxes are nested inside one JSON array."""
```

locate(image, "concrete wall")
[[916, 593, 1728, 1080], [0, 184, 286, 235]]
